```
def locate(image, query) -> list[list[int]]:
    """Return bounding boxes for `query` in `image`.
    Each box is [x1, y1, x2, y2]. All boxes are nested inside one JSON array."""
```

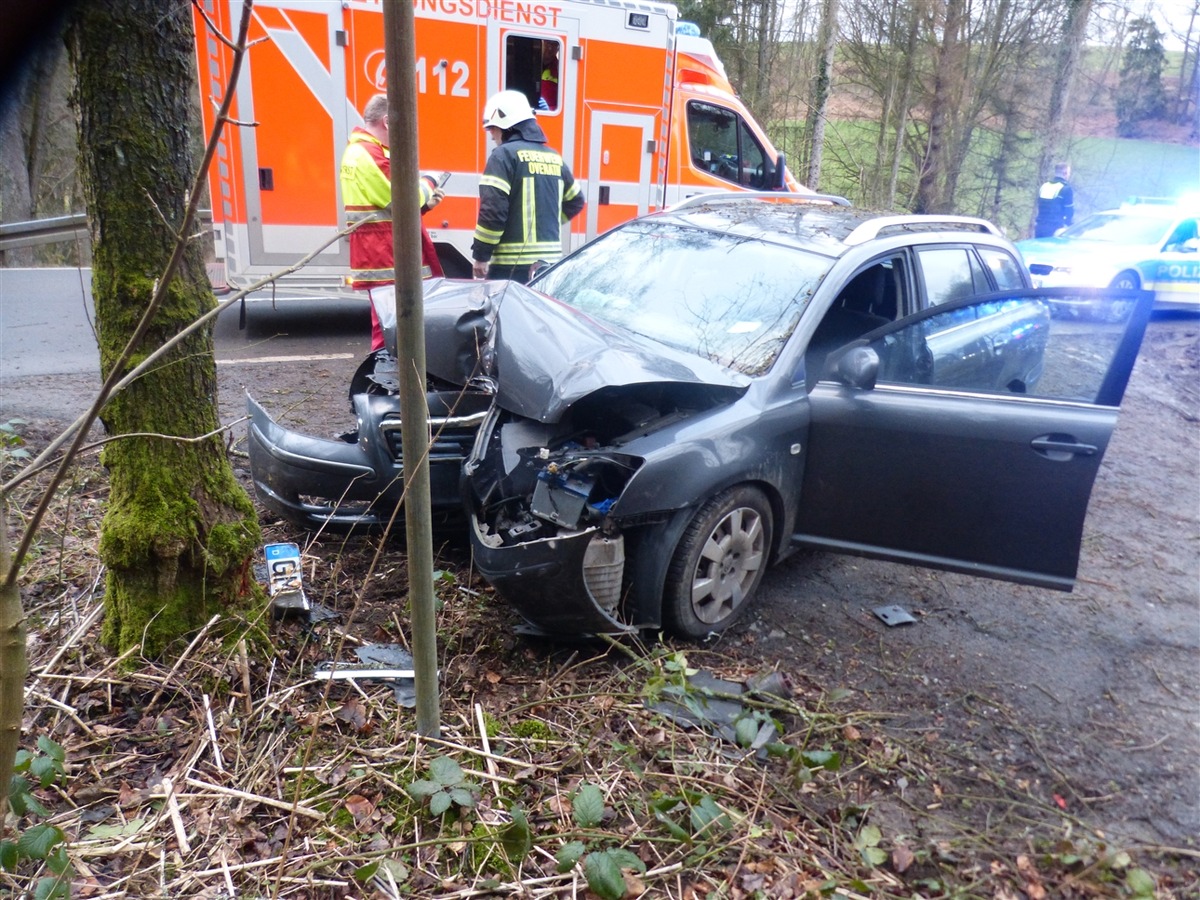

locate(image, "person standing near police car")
[[471, 90, 584, 283], [340, 93, 445, 351], [1034, 162, 1075, 238]]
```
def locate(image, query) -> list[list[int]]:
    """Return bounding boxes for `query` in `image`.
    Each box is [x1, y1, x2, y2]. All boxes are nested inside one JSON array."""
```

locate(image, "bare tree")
[[1036, 0, 1094, 199], [65, 0, 262, 657], [806, 0, 840, 188], [0, 37, 78, 267]]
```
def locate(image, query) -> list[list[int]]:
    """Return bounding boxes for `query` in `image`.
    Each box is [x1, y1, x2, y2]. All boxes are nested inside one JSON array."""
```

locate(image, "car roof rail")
[[843, 215, 1004, 246], [667, 190, 852, 212]]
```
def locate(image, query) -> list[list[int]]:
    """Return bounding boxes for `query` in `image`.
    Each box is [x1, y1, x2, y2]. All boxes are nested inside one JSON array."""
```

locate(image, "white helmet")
[[482, 90, 534, 129]]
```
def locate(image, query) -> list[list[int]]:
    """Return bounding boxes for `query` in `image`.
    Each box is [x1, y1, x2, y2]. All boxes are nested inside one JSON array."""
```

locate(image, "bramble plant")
[[406, 755, 478, 817], [554, 782, 647, 900], [2, 736, 71, 900]]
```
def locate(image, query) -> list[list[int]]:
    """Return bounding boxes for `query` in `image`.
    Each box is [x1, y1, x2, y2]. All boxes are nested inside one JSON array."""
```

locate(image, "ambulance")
[[192, 0, 804, 293]]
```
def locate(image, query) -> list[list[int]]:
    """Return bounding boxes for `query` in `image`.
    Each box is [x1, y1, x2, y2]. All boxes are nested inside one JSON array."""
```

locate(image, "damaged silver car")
[[248, 194, 1151, 638]]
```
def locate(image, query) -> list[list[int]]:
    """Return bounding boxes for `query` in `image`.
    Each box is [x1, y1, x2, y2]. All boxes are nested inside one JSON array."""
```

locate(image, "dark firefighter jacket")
[[472, 119, 584, 267]]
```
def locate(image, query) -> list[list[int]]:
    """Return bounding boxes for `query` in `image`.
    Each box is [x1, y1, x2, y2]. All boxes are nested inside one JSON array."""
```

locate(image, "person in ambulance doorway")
[[471, 90, 584, 284], [1034, 162, 1074, 238], [340, 93, 445, 352]]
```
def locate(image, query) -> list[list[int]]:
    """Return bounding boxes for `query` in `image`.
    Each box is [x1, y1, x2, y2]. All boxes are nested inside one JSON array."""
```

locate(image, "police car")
[[1015, 198, 1199, 313]]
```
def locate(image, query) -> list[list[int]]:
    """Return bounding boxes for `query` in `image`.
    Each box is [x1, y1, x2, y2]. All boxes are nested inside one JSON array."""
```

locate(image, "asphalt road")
[[0, 268, 371, 422]]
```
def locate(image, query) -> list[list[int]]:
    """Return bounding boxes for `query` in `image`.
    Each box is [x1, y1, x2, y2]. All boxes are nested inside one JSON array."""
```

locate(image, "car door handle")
[[1031, 435, 1098, 459]]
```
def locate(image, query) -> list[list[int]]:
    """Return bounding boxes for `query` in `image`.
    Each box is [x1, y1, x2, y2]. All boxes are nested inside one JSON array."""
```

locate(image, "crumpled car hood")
[[410, 278, 749, 422], [485, 285, 749, 423]]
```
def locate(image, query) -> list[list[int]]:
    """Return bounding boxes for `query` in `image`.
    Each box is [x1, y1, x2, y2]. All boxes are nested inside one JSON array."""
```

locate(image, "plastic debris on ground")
[[648, 669, 789, 753], [873, 604, 916, 627], [314, 644, 419, 708]]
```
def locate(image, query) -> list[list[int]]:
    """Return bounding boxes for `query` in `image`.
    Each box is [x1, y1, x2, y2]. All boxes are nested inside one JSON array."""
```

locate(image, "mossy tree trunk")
[[68, 0, 262, 658]]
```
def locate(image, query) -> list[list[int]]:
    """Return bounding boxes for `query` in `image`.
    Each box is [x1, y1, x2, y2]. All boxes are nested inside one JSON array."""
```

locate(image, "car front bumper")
[[247, 389, 490, 530], [469, 512, 637, 636]]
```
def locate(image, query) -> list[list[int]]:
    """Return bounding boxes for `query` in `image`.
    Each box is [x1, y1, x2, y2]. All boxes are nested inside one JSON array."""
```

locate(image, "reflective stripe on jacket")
[[472, 122, 584, 267]]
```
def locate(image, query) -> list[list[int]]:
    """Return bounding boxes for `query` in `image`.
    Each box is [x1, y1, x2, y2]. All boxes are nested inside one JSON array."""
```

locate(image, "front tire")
[[1102, 271, 1141, 322], [663, 486, 773, 638]]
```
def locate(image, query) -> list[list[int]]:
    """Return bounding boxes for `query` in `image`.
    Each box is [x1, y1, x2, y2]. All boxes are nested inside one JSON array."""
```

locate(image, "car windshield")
[[531, 221, 831, 375], [1059, 212, 1174, 246]]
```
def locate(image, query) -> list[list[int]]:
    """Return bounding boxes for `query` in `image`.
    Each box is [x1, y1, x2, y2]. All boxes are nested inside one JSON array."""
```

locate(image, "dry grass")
[[4, 433, 1197, 899]]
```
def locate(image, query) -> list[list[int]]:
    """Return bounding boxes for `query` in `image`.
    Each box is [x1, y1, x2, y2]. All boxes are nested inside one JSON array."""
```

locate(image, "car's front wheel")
[[1102, 271, 1141, 322], [663, 486, 773, 638]]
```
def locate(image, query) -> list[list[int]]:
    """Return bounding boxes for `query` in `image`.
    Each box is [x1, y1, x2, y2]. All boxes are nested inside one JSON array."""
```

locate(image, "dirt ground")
[[225, 309, 1200, 861]]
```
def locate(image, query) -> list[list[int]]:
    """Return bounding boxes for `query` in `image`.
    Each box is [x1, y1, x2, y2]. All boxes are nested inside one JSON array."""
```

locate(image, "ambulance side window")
[[686, 101, 769, 188], [504, 36, 561, 113]]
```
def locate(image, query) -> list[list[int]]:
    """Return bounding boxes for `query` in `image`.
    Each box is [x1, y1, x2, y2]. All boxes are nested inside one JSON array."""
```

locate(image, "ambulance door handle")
[[259, 168, 274, 191]]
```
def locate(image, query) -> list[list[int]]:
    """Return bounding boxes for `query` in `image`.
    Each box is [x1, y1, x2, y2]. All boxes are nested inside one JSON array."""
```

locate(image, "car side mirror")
[[830, 345, 879, 390], [1180, 237, 1199, 253], [773, 152, 787, 191]]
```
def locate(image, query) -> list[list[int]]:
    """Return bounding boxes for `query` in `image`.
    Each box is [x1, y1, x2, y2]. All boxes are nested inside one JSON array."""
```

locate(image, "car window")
[[532, 222, 832, 375], [917, 247, 988, 305], [686, 100, 769, 189], [868, 292, 1141, 402], [1164, 219, 1198, 251], [978, 247, 1026, 290]]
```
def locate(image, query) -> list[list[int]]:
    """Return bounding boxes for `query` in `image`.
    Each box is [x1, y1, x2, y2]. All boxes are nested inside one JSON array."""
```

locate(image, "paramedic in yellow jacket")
[[340, 93, 444, 351], [471, 90, 584, 284]]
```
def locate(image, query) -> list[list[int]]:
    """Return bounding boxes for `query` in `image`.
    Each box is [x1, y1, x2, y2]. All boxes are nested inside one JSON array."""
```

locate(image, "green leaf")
[[406, 779, 441, 799], [45, 847, 71, 876], [12, 751, 31, 773], [448, 787, 476, 809], [429, 791, 452, 816], [556, 841, 586, 872], [378, 859, 409, 883], [689, 796, 730, 836], [429, 756, 464, 786], [801, 749, 842, 771], [30, 757, 59, 789], [652, 808, 690, 842], [734, 716, 759, 747], [85, 819, 147, 840], [583, 850, 627, 900], [500, 807, 533, 863], [1125, 868, 1157, 898], [36, 737, 65, 765], [573, 783, 605, 828], [353, 861, 380, 882], [34, 874, 71, 900], [606, 848, 646, 874], [0, 840, 18, 871], [17, 824, 64, 860]]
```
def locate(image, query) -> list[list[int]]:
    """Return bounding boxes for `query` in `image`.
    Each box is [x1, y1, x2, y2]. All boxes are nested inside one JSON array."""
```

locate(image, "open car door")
[[795, 288, 1153, 589]]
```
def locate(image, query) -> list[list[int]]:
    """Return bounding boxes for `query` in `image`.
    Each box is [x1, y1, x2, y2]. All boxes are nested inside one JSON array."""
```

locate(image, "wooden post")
[[382, 0, 441, 737]]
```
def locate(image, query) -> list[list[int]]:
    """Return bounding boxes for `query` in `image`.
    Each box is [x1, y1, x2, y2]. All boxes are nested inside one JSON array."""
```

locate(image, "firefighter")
[[340, 93, 444, 352], [471, 90, 584, 284]]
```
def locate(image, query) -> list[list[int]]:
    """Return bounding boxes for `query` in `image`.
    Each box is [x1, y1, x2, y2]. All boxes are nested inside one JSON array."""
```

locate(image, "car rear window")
[[532, 222, 831, 375]]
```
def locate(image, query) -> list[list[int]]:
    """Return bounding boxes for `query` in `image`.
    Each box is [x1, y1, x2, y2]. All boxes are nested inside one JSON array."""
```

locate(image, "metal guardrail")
[[0, 211, 212, 253], [0, 214, 88, 252]]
